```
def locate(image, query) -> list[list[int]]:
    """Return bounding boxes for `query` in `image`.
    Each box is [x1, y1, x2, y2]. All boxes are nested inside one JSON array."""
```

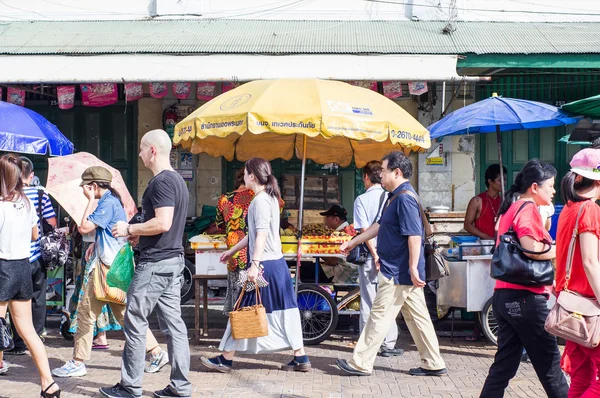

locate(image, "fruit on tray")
[[279, 228, 296, 236], [302, 223, 334, 237]]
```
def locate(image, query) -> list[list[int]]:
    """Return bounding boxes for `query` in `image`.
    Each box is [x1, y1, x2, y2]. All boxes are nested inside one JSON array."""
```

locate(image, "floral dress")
[[216, 188, 254, 313], [216, 188, 255, 272]]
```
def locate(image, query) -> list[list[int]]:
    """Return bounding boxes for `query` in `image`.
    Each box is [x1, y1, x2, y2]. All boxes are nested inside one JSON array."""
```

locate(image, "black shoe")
[[5, 348, 27, 356], [409, 367, 447, 376], [335, 359, 371, 376], [153, 387, 191, 398], [378, 348, 404, 357], [99, 383, 139, 398], [281, 358, 312, 372]]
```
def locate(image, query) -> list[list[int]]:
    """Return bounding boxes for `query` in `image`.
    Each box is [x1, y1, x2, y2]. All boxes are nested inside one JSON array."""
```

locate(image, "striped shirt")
[[24, 186, 56, 262]]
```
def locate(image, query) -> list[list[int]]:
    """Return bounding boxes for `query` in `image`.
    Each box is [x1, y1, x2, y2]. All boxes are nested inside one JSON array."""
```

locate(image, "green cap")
[[80, 166, 112, 186]]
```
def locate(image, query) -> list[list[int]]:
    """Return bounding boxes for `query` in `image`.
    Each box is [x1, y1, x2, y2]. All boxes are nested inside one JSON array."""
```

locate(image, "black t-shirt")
[[139, 170, 189, 263]]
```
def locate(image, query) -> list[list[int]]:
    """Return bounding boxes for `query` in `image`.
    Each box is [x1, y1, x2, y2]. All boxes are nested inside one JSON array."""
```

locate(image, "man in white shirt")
[[352, 161, 402, 357]]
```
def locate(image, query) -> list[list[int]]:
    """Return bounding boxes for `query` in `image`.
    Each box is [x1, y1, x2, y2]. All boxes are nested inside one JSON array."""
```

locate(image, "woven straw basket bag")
[[229, 281, 268, 340]]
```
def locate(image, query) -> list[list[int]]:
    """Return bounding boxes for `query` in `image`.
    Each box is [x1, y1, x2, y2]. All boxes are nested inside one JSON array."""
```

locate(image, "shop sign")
[[57, 86, 75, 110], [80, 83, 118, 107], [408, 82, 428, 96], [176, 169, 194, 181], [383, 81, 403, 99], [426, 144, 444, 165], [150, 82, 168, 98], [7, 87, 25, 106], [125, 83, 143, 102], [197, 82, 216, 100], [173, 82, 192, 100]]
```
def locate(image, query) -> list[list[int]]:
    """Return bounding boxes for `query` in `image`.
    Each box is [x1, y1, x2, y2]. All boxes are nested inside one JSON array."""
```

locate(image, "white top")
[[0, 197, 38, 260], [247, 192, 282, 262]]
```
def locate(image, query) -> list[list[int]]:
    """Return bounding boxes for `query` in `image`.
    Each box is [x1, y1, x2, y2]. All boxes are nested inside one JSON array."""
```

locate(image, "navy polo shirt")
[[377, 182, 426, 285]]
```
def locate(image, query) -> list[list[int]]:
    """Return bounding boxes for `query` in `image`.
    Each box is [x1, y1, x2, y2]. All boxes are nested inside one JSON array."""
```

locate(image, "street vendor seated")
[[464, 164, 507, 240], [319, 205, 359, 284]]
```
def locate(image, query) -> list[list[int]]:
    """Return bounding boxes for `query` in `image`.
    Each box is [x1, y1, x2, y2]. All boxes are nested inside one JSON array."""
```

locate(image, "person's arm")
[[78, 187, 98, 234], [580, 232, 600, 300], [31, 225, 39, 241], [42, 193, 57, 228], [126, 207, 174, 236], [407, 235, 425, 287], [518, 236, 555, 261], [340, 223, 380, 254], [220, 235, 249, 264], [463, 196, 491, 239]]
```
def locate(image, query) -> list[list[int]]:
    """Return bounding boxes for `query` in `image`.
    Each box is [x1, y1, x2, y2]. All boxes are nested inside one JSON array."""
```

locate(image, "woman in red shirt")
[[481, 159, 568, 398], [555, 148, 600, 398]]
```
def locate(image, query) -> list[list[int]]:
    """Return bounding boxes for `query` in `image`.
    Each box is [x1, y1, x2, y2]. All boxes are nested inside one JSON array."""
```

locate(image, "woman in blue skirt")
[[200, 157, 310, 373]]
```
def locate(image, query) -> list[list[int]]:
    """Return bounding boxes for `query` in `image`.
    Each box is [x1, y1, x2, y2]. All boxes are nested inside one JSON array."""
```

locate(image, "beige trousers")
[[73, 279, 160, 361], [349, 273, 445, 373]]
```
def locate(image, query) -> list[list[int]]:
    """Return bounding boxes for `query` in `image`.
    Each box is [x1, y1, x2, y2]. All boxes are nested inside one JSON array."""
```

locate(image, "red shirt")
[[494, 200, 553, 294], [555, 200, 600, 298], [475, 191, 502, 238]]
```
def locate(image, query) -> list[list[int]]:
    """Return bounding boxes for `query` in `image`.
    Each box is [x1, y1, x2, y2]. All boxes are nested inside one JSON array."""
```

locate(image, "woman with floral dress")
[[216, 170, 254, 313]]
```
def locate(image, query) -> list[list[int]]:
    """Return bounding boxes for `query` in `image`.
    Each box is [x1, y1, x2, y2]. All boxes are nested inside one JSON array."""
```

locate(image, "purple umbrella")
[[0, 101, 74, 156]]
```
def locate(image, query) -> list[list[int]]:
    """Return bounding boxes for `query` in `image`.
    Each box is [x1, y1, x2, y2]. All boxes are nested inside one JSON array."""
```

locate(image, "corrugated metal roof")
[[0, 20, 599, 55]]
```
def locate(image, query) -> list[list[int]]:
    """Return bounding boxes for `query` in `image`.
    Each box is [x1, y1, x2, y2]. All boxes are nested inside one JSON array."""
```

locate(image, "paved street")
[[0, 303, 555, 398]]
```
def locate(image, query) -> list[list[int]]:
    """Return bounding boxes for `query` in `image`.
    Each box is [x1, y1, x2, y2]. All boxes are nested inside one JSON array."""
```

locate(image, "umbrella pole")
[[496, 125, 506, 198], [295, 135, 308, 294]]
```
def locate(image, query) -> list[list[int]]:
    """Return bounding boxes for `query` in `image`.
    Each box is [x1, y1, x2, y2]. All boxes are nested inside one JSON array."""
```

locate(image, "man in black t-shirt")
[[100, 129, 192, 398]]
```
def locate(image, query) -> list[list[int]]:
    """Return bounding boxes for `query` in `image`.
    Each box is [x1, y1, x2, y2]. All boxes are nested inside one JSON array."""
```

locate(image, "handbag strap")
[[398, 190, 433, 239], [232, 281, 262, 311], [507, 200, 552, 255], [564, 201, 590, 291], [37, 189, 44, 234]]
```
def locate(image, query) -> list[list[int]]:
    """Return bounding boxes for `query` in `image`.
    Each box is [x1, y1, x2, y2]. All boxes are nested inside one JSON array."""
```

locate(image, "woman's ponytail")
[[265, 174, 281, 200]]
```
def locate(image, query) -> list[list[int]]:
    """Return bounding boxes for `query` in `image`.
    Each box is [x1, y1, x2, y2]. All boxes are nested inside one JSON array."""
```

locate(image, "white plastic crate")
[[195, 250, 228, 276]]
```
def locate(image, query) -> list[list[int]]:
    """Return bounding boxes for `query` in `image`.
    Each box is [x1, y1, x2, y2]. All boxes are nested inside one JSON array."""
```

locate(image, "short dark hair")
[[484, 164, 508, 188], [234, 169, 245, 190], [363, 160, 382, 185], [382, 151, 412, 179], [19, 156, 34, 177]]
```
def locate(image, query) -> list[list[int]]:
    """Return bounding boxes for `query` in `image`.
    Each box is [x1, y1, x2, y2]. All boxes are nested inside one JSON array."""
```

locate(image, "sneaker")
[[4, 348, 27, 356], [145, 350, 169, 373], [281, 358, 312, 372], [52, 359, 87, 378], [99, 383, 139, 398], [199, 355, 232, 373], [153, 386, 191, 398], [378, 347, 404, 357], [0, 360, 8, 374]]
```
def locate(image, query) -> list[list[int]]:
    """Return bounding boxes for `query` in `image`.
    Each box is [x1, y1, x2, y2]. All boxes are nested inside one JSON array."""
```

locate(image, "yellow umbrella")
[[174, 79, 431, 293], [174, 79, 430, 167]]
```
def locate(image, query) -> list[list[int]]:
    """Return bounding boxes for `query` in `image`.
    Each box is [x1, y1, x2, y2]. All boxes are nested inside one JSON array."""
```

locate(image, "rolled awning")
[[0, 54, 477, 84]]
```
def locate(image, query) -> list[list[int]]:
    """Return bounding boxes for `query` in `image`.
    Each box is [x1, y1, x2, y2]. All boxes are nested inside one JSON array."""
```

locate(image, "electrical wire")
[[362, 0, 600, 17]]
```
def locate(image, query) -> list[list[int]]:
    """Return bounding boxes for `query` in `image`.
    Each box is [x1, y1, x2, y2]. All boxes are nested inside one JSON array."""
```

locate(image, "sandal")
[[92, 343, 110, 350], [41, 382, 61, 398]]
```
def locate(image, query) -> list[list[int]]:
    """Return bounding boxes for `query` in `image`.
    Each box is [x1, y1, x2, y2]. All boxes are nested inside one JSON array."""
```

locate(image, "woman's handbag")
[[490, 201, 554, 286], [0, 317, 14, 351], [545, 201, 600, 348], [93, 257, 127, 305], [229, 281, 268, 340]]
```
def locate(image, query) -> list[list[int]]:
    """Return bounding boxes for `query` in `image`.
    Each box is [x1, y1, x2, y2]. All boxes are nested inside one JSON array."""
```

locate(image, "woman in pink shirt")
[[480, 159, 568, 398]]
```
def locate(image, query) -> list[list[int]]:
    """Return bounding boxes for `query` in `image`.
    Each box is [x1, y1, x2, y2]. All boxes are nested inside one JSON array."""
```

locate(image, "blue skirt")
[[219, 257, 304, 353]]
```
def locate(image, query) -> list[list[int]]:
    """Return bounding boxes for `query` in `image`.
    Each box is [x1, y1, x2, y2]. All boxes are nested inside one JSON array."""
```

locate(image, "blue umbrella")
[[0, 101, 74, 156], [428, 94, 579, 195]]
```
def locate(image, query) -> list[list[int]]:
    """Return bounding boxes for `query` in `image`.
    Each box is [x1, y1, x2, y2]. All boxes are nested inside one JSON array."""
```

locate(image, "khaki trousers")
[[73, 278, 159, 361], [349, 273, 445, 373]]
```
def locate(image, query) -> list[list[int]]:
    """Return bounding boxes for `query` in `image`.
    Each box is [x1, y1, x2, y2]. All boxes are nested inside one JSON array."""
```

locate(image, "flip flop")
[[92, 343, 110, 350]]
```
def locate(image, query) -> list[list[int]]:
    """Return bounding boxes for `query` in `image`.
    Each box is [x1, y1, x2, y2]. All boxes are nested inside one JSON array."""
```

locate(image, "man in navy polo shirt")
[[336, 151, 446, 377]]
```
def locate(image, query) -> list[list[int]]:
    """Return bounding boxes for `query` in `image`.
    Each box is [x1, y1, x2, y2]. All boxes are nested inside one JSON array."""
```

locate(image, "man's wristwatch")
[[126, 225, 131, 236]]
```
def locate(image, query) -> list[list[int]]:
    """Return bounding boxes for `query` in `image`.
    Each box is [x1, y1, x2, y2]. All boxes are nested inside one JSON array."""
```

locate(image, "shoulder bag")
[[545, 201, 600, 348], [0, 317, 14, 351], [490, 201, 554, 286], [347, 191, 387, 265], [397, 190, 449, 281]]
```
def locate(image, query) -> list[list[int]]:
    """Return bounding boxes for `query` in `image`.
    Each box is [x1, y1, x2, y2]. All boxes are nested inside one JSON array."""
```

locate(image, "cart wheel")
[[297, 284, 338, 345], [479, 298, 498, 345], [180, 258, 195, 305]]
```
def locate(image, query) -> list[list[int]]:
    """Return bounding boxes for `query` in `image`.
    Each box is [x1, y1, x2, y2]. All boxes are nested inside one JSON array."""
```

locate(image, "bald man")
[[101, 130, 192, 398]]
